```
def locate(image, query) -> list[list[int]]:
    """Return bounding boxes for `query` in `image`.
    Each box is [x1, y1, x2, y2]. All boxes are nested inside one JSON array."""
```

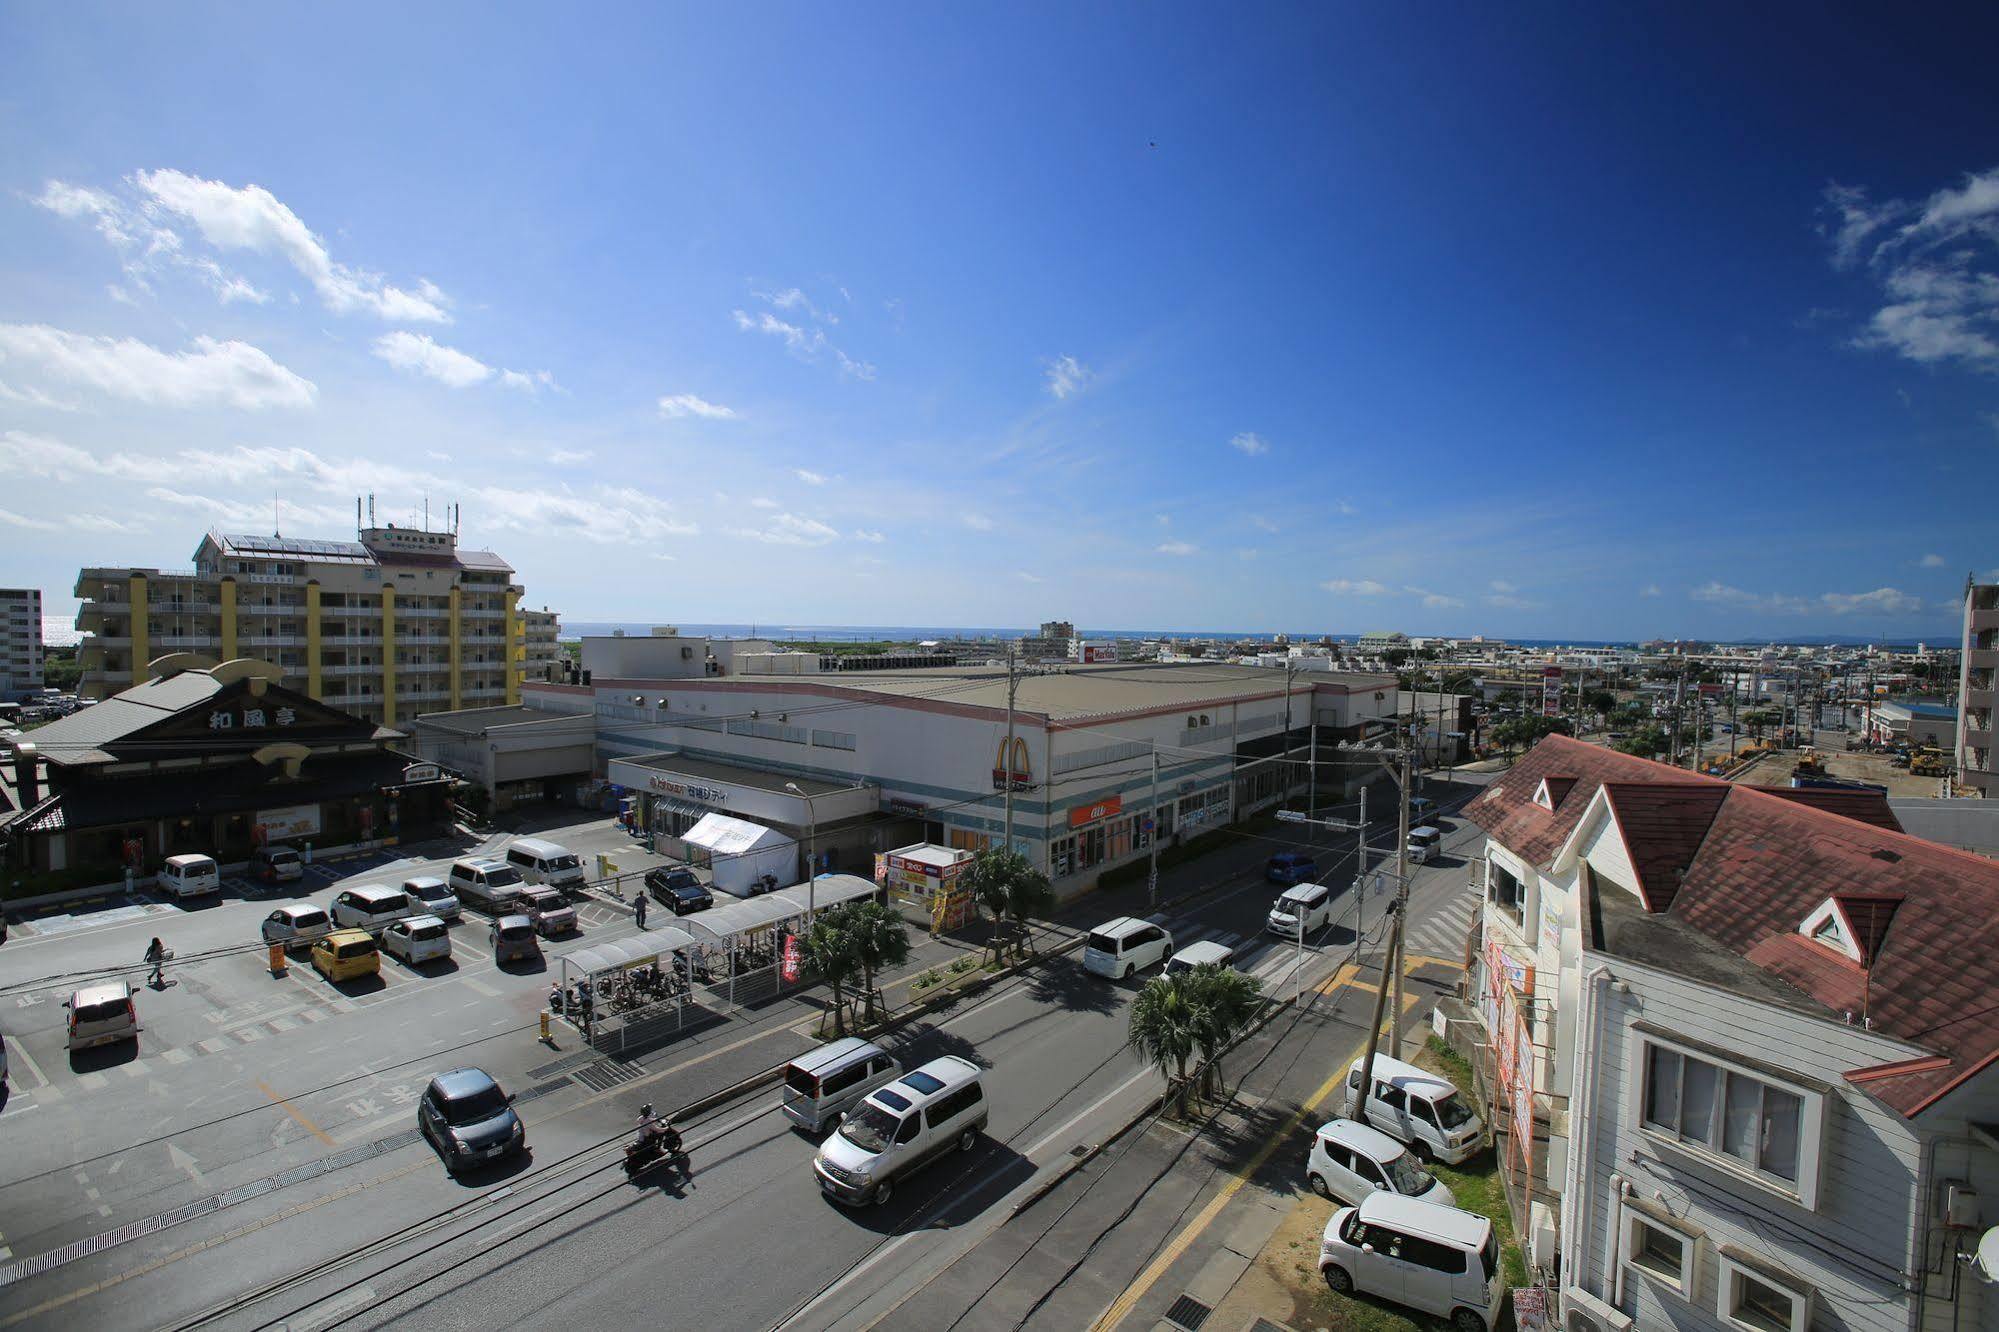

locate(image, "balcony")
[[1968, 688, 1996, 718], [1969, 728, 1994, 753], [322, 663, 383, 677], [154, 634, 220, 649], [1971, 608, 1999, 634], [239, 634, 302, 648]]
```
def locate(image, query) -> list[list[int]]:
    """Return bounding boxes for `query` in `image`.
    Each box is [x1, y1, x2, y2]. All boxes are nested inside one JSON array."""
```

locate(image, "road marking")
[[160, 1047, 191, 1065], [1087, 981, 1425, 1332], [8, 1039, 50, 1090], [197, 1038, 228, 1054], [286, 1281, 377, 1332], [1025, 1064, 1153, 1159], [462, 975, 502, 998], [256, 1080, 336, 1147], [75, 1072, 107, 1092]]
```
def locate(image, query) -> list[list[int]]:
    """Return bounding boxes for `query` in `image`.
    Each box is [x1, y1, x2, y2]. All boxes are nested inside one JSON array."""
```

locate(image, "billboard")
[[1540, 665, 1562, 717], [1069, 794, 1123, 828], [255, 804, 321, 844]]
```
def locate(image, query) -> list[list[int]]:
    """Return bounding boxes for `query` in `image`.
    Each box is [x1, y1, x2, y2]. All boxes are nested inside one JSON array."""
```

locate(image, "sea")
[[563, 622, 1646, 649]]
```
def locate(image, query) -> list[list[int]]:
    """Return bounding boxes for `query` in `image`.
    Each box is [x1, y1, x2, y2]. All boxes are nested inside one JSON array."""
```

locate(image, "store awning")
[[683, 811, 786, 856], [682, 874, 883, 944], [563, 925, 699, 975]]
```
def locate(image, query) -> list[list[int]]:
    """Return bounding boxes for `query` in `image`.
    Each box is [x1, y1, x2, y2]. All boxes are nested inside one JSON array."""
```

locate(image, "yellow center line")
[[256, 1079, 336, 1147], [1088, 977, 1425, 1332]]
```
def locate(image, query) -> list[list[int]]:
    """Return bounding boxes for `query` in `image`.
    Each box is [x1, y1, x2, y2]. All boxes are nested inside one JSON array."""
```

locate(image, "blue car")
[[1266, 852, 1319, 885]]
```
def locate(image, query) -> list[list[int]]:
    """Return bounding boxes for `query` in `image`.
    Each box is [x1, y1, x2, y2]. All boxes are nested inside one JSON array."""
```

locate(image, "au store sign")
[[1069, 794, 1123, 828]]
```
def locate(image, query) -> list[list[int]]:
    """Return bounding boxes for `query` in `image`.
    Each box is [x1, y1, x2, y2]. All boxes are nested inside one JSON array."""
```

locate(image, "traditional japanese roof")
[[1468, 735, 1726, 869]]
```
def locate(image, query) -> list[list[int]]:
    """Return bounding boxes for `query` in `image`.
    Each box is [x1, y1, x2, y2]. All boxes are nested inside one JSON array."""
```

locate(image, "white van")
[[1165, 939, 1236, 977], [1082, 918, 1174, 979], [1306, 1118, 1454, 1208], [330, 884, 416, 934], [782, 1037, 902, 1134], [1406, 826, 1443, 865], [814, 1055, 988, 1206], [1268, 881, 1335, 937], [447, 858, 525, 914], [1342, 1054, 1485, 1165], [381, 914, 453, 965], [504, 838, 588, 894], [157, 854, 221, 899], [1319, 1192, 1503, 1331]]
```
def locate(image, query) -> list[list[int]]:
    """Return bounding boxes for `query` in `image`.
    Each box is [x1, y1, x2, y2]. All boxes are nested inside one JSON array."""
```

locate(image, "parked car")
[[648, 869, 714, 915], [1342, 1054, 1485, 1164], [261, 904, 332, 950], [418, 1068, 525, 1174], [329, 885, 415, 934], [252, 845, 305, 883], [157, 854, 221, 900], [402, 875, 461, 923], [522, 887, 579, 938], [504, 837, 588, 895], [382, 914, 453, 965], [448, 858, 525, 914], [490, 915, 540, 964], [1265, 852, 1319, 885], [311, 929, 382, 983], [64, 981, 139, 1051], [1306, 1118, 1454, 1208], [1319, 1193, 1502, 1331]]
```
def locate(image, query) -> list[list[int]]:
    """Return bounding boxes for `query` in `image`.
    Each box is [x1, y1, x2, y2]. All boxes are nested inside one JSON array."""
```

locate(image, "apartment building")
[[1958, 577, 1996, 796], [521, 607, 565, 683], [74, 526, 525, 725], [0, 588, 43, 698]]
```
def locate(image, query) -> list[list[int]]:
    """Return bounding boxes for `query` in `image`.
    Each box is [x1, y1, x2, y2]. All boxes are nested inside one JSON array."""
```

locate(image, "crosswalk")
[[1403, 880, 1479, 963], [1143, 912, 1321, 988]]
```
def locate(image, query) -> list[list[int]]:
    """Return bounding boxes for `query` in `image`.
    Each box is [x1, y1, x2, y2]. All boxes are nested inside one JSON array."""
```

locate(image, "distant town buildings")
[[521, 607, 565, 683], [1959, 577, 1996, 797], [0, 588, 43, 699], [73, 523, 528, 726]]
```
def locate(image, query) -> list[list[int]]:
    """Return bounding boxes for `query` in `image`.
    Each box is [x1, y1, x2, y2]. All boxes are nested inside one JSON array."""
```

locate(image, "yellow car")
[[312, 928, 382, 983]]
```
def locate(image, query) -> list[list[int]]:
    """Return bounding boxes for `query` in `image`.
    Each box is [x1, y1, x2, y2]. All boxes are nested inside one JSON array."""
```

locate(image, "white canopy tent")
[[681, 812, 794, 896]]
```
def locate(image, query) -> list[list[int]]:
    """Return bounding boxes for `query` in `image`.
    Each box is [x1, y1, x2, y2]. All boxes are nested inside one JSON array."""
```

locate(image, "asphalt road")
[[0, 772, 1496, 1331]]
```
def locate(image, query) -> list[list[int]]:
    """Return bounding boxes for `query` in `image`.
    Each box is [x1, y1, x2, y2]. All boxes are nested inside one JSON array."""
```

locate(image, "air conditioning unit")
[[1562, 1287, 1632, 1332], [1529, 1201, 1557, 1271]]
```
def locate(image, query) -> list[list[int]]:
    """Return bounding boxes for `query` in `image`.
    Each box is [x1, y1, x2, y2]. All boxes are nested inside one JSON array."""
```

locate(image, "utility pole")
[[1002, 642, 1020, 854], [1147, 744, 1161, 908], [1389, 740, 1413, 1050], [1352, 907, 1404, 1126], [1670, 665, 1686, 767]]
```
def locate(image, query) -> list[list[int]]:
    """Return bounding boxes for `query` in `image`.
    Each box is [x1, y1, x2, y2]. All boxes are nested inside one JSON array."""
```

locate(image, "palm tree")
[[961, 846, 1040, 964], [1000, 861, 1056, 960], [1128, 972, 1201, 1117], [803, 913, 860, 1036], [845, 900, 911, 1025], [1185, 965, 1265, 1102]]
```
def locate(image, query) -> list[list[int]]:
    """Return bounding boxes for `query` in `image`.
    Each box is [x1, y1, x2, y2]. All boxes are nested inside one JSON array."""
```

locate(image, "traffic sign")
[[1274, 810, 1309, 824]]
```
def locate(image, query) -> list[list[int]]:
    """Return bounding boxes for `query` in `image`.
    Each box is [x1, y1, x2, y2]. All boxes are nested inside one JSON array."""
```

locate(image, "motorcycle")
[[623, 1131, 690, 1180]]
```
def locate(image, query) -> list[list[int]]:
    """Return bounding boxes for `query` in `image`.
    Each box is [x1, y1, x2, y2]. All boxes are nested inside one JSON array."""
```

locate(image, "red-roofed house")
[[1475, 738, 1999, 1331]]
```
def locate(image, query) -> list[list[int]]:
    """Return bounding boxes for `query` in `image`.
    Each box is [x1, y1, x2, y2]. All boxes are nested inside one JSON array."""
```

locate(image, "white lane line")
[[160, 1047, 192, 1064], [8, 1039, 50, 1091], [1024, 1063, 1154, 1159], [461, 976, 503, 999]]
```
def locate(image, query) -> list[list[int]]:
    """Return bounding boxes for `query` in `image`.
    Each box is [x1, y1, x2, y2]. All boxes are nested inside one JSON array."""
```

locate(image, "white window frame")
[[1618, 1202, 1699, 1297], [1633, 1034, 1826, 1210], [1717, 1251, 1812, 1332]]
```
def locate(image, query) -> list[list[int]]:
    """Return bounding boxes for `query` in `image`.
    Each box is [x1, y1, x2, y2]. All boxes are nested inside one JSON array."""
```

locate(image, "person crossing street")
[[634, 892, 648, 931]]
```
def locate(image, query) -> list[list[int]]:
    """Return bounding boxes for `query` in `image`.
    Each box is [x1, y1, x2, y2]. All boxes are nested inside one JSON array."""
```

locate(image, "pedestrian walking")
[[634, 893, 648, 930], [144, 935, 167, 988]]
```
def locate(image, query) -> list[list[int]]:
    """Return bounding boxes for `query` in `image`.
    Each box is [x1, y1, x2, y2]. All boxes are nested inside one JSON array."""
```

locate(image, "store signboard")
[[646, 774, 727, 803], [1540, 666, 1562, 718], [256, 804, 321, 843], [1069, 794, 1123, 828]]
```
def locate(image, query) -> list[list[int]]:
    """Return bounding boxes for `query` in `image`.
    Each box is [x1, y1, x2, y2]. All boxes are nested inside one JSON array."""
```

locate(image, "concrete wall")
[[1891, 798, 1999, 856]]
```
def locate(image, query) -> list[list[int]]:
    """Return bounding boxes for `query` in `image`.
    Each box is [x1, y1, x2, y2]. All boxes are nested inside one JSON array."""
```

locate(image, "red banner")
[[780, 933, 802, 983], [1069, 794, 1123, 828]]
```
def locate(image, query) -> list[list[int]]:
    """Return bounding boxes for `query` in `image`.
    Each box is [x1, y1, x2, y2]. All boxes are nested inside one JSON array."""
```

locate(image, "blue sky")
[[2, 4, 1995, 641]]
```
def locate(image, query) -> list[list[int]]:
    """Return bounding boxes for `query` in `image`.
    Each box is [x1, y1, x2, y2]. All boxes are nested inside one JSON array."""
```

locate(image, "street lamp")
[[784, 781, 818, 918]]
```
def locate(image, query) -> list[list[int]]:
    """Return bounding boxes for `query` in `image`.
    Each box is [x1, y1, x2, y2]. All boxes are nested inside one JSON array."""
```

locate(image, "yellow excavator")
[[1910, 746, 1949, 778]]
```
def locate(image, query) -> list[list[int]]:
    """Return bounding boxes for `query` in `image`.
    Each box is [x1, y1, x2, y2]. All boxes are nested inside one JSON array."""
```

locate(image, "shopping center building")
[[424, 640, 1399, 898]]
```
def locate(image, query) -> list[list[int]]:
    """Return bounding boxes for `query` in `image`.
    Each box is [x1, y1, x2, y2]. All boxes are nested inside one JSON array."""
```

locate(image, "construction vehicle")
[[1793, 749, 1828, 779], [1911, 746, 1949, 778]]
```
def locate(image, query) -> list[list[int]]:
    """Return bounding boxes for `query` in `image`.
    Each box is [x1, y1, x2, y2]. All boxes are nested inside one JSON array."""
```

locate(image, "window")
[[893, 1115, 920, 1146], [1620, 1203, 1698, 1295], [1640, 1040, 1819, 1201], [1489, 863, 1525, 929], [1718, 1251, 1811, 1332]]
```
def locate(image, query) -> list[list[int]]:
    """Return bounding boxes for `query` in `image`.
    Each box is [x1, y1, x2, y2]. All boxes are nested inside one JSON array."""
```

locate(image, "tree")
[[1185, 965, 1264, 1101], [1128, 972, 1201, 1116], [1383, 648, 1411, 668], [803, 913, 860, 1036], [961, 846, 1046, 965], [843, 900, 911, 1025], [1585, 689, 1618, 719], [1491, 715, 1571, 752], [1001, 863, 1057, 959], [1614, 725, 1670, 760]]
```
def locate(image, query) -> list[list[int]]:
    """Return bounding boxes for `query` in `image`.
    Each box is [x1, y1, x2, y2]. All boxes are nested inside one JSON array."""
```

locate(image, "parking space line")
[[256, 1080, 336, 1147]]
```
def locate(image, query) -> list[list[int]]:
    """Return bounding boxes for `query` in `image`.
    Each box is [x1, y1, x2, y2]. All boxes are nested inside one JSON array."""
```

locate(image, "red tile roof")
[[1745, 785, 1903, 833], [1491, 735, 1999, 1118], [1467, 735, 1726, 869]]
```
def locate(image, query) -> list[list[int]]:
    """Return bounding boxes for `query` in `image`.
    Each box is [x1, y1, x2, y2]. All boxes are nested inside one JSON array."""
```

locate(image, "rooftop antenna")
[[356, 496, 363, 534], [274, 491, 282, 538], [424, 494, 430, 532], [368, 493, 376, 527]]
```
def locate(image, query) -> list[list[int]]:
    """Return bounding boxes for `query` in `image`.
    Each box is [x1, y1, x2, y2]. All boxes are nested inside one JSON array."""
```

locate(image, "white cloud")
[[500, 369, 559, 395], [1820, 169, 1999, 371], [963, 513, 996, 532], [852, 529, 886, 543], [1249, 515, 1278, 533], [0, 324, 315, 409], [794, 468, 829, 486], [1640, 584, 1662, 597], [834, 348, 877, 381], [1689, 581, 1810, 615], [0, 379, 82, 412], [474, 484, 699, 544], [1406, 586, 1465, 609], [0, 507, 59, 531], [658, 393, 738, 420], [1228, 431, 1269, 457], [1820, 587, 1923, 616], [548, 449, 594, 465], [1919, 553, 1947, 568], [1044, 355, 1091, 399], [215, 274, 270, 305], [1236, 548, 1259, 561], [372, 332, 492, 388], [735, 308, 873, 378], [1485, 594, 1540, 610], [1154, 513, 1171, 526], [1322, 578, 1390, 595], [749, 497, 779, 509], [131, 168, 450, 322], [729, 512, 840, 546], [756, 287, 837, 324], [425, 450, 453, 463], [1335, 499, 1359, 516], [1489, 579, 1518, 594], [1016, 571, 1044, 584], [1156, 540, 1198, 556]]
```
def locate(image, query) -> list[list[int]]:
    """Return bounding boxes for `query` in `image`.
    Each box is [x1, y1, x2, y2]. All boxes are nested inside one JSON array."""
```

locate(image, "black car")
[[418, 1068, 525, 1173], [646, 867, 712, 913]]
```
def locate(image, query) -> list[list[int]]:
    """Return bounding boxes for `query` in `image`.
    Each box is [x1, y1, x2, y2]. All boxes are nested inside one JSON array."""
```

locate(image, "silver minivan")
[[782, 1038, 903, 1134], [65, 981, 139, 1050], [330, 884, 415, 934], [448, 858, 525, 914]]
